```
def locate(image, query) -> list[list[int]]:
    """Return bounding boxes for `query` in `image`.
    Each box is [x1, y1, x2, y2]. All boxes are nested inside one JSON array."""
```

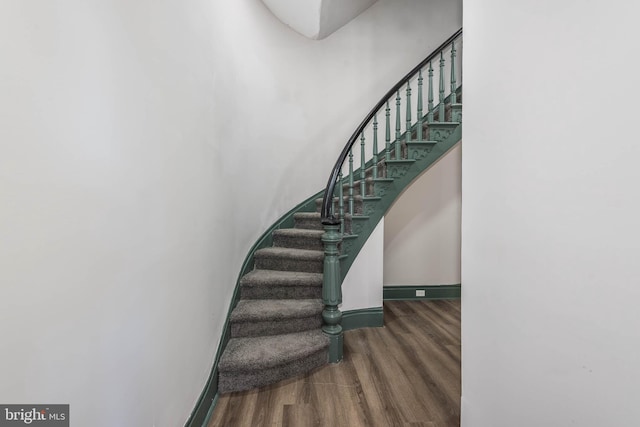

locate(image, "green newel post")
[[385, 101, 391, 162], [405, 81, 412, 143], [321, 223, 343, 363], [439, 52, 445, 121], [417, 69, 423, 140], [395, 90, 401, 159], [450, 42, 457, 104], [428, 61, 434, 124]]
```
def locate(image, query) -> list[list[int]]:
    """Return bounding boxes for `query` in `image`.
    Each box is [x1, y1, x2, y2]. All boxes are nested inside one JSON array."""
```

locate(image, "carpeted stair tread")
[[254, 247, 323, 260], [241, 269, 323, 287], [293, 212, 323, 230], [272, 228, 324, 251], [273, 228, 324, 238], [254, 247, 324, 273], [230, 299, 323, 322], [240, 269, 323, 300], [219, 330, 329, 372]]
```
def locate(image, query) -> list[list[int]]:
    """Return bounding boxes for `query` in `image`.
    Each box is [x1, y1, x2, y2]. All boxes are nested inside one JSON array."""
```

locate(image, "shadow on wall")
[[262, 0, 379, 40]]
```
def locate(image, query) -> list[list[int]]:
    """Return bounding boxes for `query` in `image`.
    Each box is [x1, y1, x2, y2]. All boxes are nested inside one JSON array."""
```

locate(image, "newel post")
[[321, 221, 343, 363]]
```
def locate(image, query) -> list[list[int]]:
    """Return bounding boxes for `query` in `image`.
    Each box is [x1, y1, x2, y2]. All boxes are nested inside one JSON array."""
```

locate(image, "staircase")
[[217, 28, 463, 394]]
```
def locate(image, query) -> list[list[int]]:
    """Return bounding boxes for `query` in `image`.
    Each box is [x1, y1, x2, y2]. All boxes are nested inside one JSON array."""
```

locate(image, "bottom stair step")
[[230, 299, 323, 337], [218, 329, 329, 393]]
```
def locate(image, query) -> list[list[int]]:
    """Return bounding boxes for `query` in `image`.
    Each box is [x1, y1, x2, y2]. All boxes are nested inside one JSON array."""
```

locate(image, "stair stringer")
[[338, 124, 462, 281]]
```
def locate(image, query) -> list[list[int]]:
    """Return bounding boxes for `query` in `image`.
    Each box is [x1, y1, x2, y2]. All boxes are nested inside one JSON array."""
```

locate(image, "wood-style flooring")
[[208, 299, 461, 427]]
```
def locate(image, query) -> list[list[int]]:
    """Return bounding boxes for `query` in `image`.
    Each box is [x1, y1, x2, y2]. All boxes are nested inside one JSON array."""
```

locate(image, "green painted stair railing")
[[319, 28, 463, 362]]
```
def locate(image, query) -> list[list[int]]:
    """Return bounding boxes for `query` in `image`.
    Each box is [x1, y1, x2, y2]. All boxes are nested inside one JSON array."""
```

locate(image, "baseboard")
[[383, 284, 461, 301], [185, 359, 222, 427], [341, 307, 384, 331]]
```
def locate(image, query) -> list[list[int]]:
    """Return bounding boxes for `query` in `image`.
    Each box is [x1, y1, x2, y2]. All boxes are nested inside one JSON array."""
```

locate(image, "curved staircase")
[[216, 29, 463, 395]]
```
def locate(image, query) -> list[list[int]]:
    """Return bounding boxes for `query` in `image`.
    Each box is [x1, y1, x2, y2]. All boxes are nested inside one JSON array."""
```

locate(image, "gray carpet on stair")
[[219, 330, 329, 371], [239, 269, 323, 300], [218, 329, 329, 394], [230, 299, 323, 337], [254, 247, 324, 273]]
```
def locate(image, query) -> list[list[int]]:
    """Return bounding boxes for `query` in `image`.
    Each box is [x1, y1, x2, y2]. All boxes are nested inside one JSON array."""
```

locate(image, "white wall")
[[0, 0, 461, 425], [462, 1, 640, 426], [0, 1, 227, 426], [342, 220, 384, 312], [384, 144, 461, 286]]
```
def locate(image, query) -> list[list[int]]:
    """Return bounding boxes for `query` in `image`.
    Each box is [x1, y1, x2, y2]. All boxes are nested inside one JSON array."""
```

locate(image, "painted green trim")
[[383, 284, 461, 301], [200, 393, 219, 427], [185, 365, 218, 426], [342, 307, 384, 331]]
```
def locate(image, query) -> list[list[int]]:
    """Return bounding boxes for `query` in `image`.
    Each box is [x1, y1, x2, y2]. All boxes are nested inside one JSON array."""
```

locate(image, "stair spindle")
[[439, 52, 445, 121], [428, 61, 434, 124], [395, 90, 401, 159], [338, 171, 344, 234], [372, 114, 379, 179], [360, 134, 366, 198], [348, 148, 354, 216], [385, 101, 391, 163], [417, 69, 423, 140], [405, 81, 412, 144], [450, 42, 457, 105]]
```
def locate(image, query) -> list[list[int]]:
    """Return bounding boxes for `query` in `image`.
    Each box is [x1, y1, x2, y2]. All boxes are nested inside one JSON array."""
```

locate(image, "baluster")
[[405, 81, 412, 144], [395, 90, 401, 159], [427, 61, 434, 123], [360, 134, 366, 198], [385, 101, 391, 163], [348, 149, 354, 216], [338, 171, 344, 234], [450, 41, 457, 104], [372, 114, 378, 180], [439, 52, 445, 121], [417, 69, 423, 140]]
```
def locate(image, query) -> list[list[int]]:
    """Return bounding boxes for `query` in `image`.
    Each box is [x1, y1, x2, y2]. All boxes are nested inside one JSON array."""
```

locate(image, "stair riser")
[[294, 217, 323, 230], [365, 162, 386, 179], [315, 198, 363, 215], [273, 234, 323, 251], [231, 316, 322, 338], [218, 348, 328, 394], [254, 257, 323, 274], [240, 285, 322, 300], [339, 180, 376, 197]]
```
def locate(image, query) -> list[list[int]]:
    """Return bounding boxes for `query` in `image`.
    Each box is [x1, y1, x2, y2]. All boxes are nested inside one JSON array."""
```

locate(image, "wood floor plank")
[[208, 300, 461, 427]]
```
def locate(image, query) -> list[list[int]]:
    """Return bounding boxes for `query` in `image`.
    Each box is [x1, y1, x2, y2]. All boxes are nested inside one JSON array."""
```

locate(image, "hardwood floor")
[[208, 300, 461, 427]]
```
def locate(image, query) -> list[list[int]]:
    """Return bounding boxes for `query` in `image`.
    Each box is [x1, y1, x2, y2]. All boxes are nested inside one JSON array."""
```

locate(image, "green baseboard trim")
[[342, 307, 384, 331], [185, 369, 216, 426], [383, 284, 461, 301]]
